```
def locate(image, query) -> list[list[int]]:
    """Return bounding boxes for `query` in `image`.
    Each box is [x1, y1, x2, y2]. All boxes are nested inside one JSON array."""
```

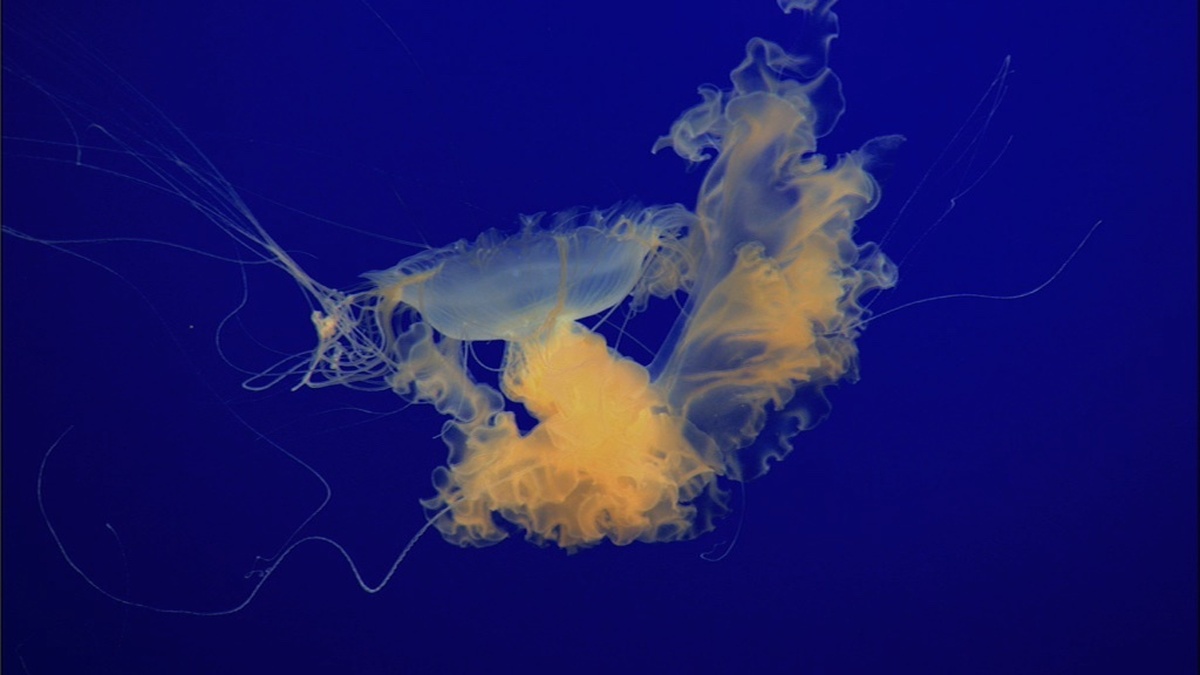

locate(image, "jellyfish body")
[[365, 206, 694, 342], [261, 26, 897, 549], [16, 2, 895, 550]]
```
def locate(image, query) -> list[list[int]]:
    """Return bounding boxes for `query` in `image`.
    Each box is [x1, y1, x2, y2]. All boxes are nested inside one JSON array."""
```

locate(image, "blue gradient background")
[[3, 1, 1196, 673]]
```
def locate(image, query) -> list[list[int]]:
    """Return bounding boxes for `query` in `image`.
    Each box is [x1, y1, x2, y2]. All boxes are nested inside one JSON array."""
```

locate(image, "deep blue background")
[[3, 1, 1196, 673]]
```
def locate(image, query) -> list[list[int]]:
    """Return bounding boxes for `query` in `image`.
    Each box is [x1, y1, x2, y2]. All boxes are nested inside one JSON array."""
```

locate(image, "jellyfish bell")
[[362, 205, 695, 343]]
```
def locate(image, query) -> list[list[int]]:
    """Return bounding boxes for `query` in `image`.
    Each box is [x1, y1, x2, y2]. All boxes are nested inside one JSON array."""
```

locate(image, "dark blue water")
[[3, 1, 1196, 673]]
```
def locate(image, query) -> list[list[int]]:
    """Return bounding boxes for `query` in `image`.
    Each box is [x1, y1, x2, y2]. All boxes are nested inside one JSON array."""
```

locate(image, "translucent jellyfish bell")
[[365, 206, 692, 342]]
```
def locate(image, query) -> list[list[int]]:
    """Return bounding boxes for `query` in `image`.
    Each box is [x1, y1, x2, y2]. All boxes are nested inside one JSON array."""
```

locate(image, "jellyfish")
[[236, 30, 898, 548], [11, 0, 897, 559]]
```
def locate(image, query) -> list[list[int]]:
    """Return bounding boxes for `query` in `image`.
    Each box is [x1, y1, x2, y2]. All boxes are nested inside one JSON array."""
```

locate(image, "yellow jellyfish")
[[10, 0, 897, 557], [245, 34, 898, 549]]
